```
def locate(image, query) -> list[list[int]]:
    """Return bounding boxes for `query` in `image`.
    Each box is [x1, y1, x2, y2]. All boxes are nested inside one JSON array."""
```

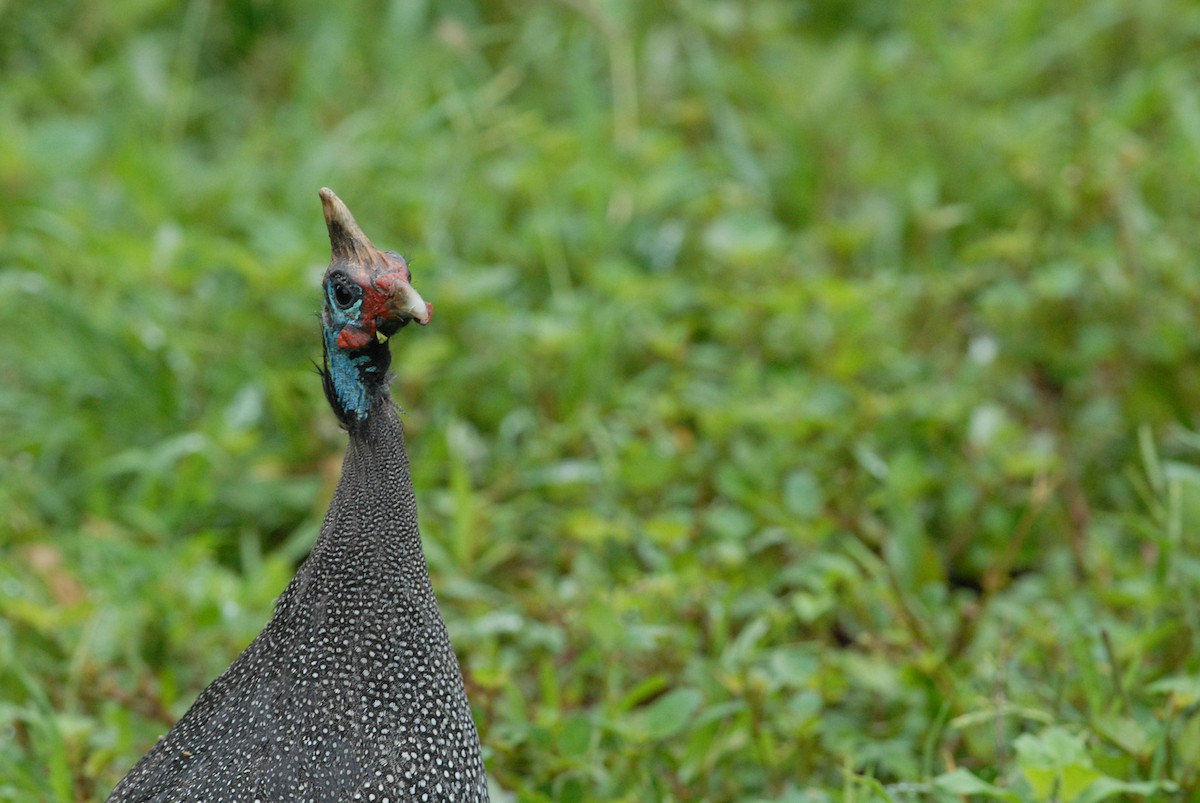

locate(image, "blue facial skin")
[[323, 280, 377, 422]]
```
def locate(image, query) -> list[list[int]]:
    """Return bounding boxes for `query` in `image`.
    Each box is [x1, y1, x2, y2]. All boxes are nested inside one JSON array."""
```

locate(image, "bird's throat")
[[321, 325, 392, 427]]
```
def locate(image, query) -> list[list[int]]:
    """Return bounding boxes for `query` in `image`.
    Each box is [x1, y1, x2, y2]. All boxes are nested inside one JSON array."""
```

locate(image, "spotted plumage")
[[109, 189, 488, 802]]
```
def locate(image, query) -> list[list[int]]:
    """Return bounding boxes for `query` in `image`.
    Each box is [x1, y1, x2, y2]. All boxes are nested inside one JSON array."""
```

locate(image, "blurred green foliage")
[[3, 0, 1200, 800]]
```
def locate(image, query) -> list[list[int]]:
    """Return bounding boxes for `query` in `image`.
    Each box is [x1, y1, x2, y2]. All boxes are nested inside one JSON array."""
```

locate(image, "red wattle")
[[337, 326, 374, 349]]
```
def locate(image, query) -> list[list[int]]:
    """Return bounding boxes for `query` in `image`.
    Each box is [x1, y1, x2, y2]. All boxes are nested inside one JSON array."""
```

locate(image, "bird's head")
[[320, 187, 432, 346], [318, 188, 432, 426]]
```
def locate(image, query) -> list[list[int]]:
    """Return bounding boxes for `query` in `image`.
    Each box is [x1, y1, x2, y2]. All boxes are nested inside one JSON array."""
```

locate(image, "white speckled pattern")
[[109, 404, 489, 802]]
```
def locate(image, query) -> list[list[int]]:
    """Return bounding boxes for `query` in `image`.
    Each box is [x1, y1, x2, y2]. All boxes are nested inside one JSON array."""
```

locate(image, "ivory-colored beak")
[[380, 273, 434, 327]]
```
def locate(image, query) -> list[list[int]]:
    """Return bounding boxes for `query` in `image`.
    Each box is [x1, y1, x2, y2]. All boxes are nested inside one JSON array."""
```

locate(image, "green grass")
[[3, 0, 1200, 799]]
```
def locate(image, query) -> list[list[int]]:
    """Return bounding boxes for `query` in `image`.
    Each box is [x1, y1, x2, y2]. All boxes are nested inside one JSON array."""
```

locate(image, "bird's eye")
[[330, 276, 360, 309]]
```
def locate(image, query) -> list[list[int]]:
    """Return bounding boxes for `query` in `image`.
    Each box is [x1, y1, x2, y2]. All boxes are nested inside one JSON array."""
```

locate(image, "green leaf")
[[1146, 674, 1200, 706], [635, 688, 704, 741], [1075, 777, 1180, 803], [932, 768, 1020, 801], [783, 470, 823, 518], [1015, 728, 1102, 801], [558, 714, 593, 758]]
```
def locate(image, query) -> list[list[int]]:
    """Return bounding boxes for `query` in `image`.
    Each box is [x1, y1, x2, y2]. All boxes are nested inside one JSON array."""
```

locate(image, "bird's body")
[[110, 190, 488, 802]]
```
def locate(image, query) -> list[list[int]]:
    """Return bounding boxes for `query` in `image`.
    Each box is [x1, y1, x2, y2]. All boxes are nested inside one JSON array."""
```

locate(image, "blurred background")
[[3, 0, 1200, 800]]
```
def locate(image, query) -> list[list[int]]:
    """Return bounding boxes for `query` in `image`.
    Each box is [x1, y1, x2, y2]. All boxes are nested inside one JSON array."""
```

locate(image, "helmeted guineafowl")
[[109, 189, 489, 802]]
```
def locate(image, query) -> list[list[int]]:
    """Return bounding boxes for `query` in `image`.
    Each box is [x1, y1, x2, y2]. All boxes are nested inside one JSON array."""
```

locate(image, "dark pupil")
[[333, 282, 355, 308]]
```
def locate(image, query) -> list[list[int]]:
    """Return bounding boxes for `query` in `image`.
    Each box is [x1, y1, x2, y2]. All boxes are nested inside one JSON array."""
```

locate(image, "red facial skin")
[[334, 271, 433, 350]]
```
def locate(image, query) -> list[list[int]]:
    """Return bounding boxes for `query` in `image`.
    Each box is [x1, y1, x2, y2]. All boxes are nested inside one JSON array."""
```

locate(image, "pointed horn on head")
[[320, 187, 384, 267]]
